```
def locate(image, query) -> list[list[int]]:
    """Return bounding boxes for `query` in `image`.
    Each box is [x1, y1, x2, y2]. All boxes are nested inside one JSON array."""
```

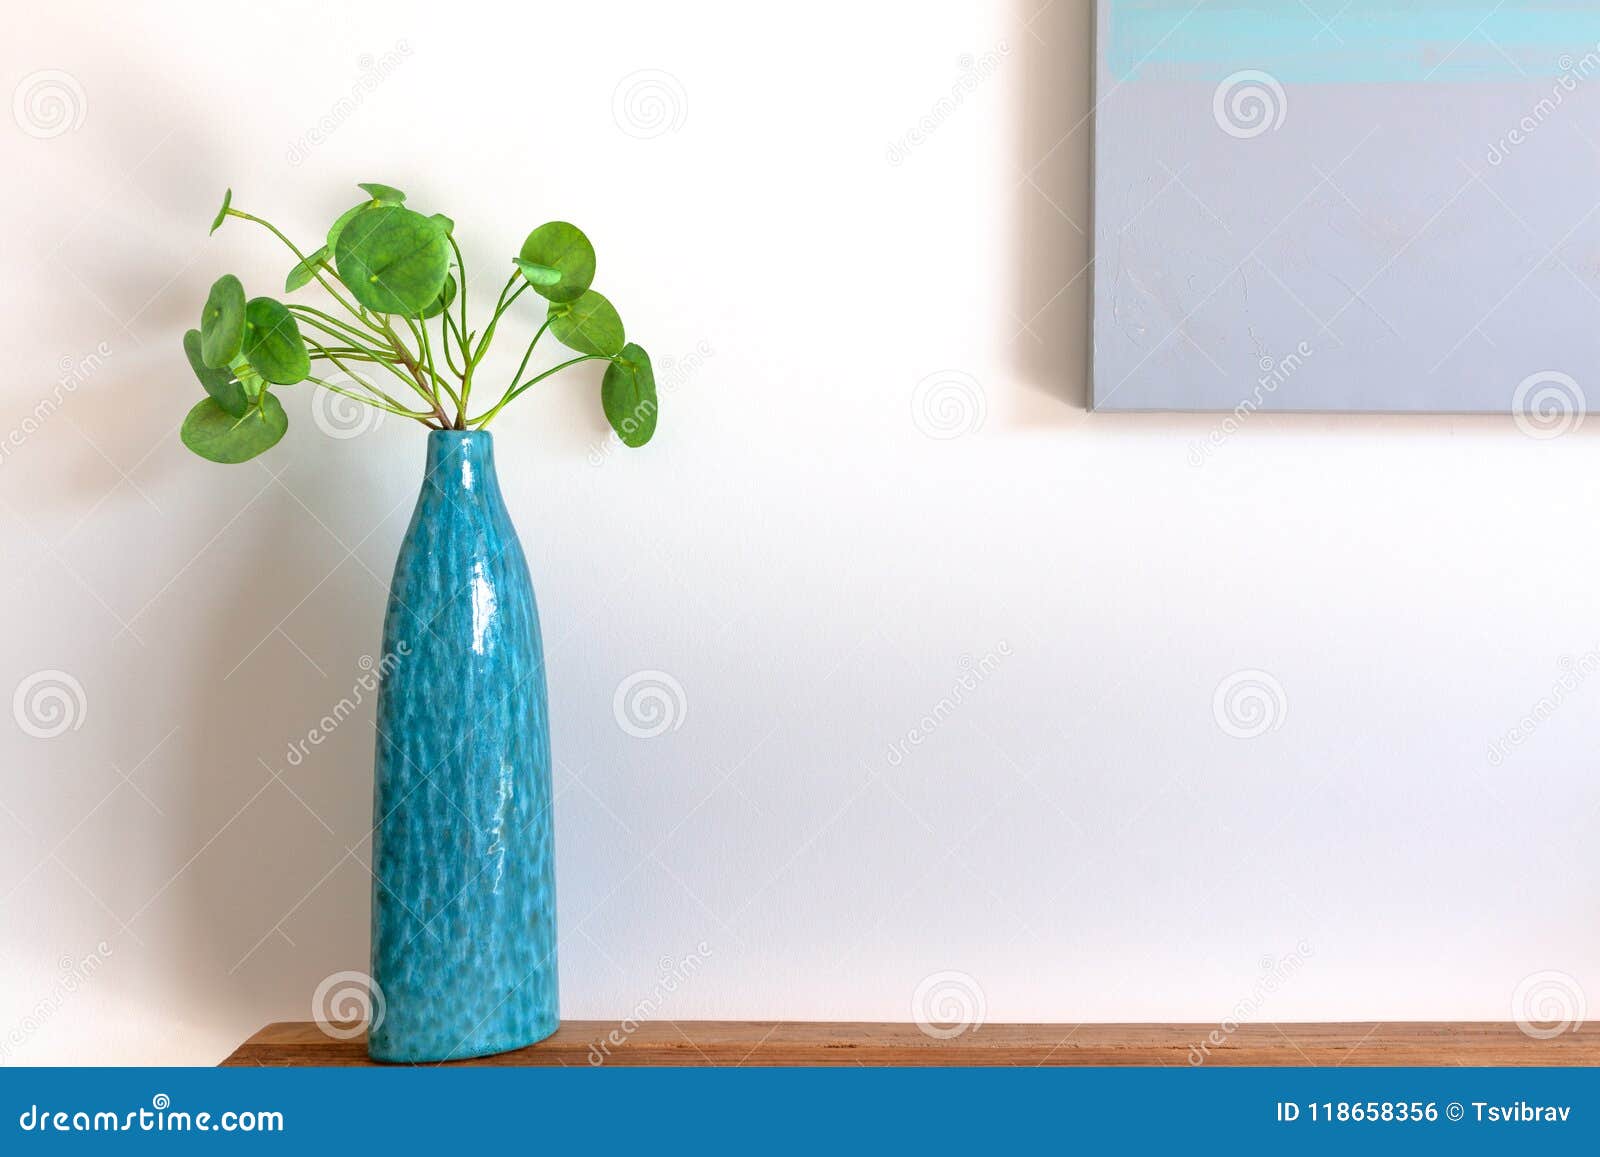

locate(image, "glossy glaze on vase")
[[369, 430, 557, 1062]]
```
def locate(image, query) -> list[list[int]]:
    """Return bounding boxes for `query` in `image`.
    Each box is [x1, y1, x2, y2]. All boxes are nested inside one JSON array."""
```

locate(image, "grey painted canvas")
[[1092, 1, 1600, 414]]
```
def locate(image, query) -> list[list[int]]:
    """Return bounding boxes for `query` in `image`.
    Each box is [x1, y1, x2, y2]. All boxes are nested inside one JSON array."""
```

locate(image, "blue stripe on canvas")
[[1106, 1, 1600, 83]]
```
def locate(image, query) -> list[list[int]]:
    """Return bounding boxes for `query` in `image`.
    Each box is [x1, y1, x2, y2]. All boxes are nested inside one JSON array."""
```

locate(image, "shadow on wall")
[[56, 58, 397, 1054], [172, 488, 383, 1050], [1010, 0, 1094, 412]]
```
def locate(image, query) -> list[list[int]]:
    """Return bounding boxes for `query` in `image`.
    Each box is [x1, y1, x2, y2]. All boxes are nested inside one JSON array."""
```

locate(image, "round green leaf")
[[242, 297, 310, 384], [200, 274, 246, 368], [327, 202, 367, 249], [602, 343, 657, 448], [285, 245, 329, 292], [209, 187, 232, 235], [358, 182, 406, 204], [513, 258, 562, 288], [518, 221, 595, 303], [183, 329, 247, 417], [181, 394, 288, 464], [548, 290, 625, 357], [418, 273, 457, 319], [334, 204, 451, 315], [430, 212, 455, 235]]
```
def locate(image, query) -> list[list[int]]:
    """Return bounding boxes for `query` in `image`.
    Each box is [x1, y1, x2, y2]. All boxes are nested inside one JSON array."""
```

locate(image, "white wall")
[[3, 0, 1595, 1064]]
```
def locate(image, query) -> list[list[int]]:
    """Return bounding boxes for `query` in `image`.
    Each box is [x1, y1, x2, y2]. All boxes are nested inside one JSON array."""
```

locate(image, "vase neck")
[[423, 430, 498, 498]]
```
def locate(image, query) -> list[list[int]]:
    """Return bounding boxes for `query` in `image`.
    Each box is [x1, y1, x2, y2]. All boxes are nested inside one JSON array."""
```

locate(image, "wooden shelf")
[[223, 1021, 1600, 1067]]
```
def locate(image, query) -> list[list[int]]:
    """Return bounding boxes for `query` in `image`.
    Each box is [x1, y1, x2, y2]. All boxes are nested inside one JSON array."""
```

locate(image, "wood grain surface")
[[222, 1021, 1600, 1067]]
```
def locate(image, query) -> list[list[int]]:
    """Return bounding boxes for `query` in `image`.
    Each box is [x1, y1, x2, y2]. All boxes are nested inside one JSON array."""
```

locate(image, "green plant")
[[179, 182, 658, 462]]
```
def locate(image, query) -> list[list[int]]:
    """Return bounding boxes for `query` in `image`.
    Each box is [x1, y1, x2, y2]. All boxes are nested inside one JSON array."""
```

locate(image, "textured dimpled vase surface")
[[369, 430, 557, 1062]]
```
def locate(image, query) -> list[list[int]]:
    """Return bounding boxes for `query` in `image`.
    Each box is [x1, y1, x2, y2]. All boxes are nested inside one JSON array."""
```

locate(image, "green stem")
[[471, 354, 608, 428], [291, 312, 421, 393], [506, 317, 553, 392], [470, 275, 526, 365], [226, 208, 386, 338], [288, 305, 384, 351], [306, 376, 431, 420], [461, 275, 535, 423], [406, 314, 434, 381], [306, 345, 386, 360], [440, 310, 467, 378], [377, 316, 449, 426], [304, 344, 426, 417], [449, 234, 470, 359], [409, 314, 462, 419], [459, 271, 523, 411]]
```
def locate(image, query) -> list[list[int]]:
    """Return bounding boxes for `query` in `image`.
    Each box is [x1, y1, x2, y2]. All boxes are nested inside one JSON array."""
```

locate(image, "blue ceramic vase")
[[368, 430, 558, 1062]]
